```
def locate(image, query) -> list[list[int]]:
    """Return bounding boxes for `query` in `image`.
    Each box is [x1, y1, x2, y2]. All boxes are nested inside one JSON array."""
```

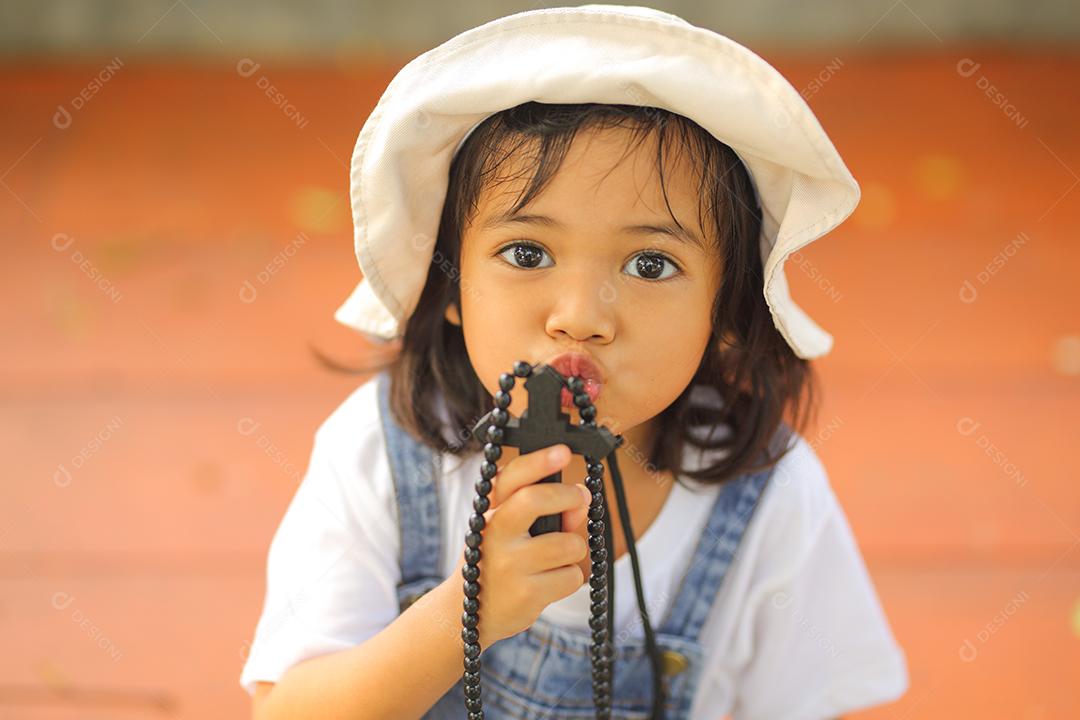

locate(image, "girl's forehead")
[[474, 126, 704, 219], [470, 162, 705, 251]]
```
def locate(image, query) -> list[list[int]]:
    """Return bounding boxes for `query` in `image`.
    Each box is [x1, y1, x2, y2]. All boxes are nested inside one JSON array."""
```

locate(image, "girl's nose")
[[543, 268, 616, 343]]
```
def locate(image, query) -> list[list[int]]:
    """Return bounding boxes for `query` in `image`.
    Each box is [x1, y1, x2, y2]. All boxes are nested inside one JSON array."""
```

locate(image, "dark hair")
[[321, 101, 818, 486]]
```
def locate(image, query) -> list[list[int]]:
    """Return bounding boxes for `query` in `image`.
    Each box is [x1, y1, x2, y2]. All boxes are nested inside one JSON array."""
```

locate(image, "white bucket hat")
[[334, 3, 859, 359]]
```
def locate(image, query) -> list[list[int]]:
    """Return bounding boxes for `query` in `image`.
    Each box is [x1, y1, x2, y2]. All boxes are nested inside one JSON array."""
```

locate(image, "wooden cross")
[[471, 364, 620, 536]]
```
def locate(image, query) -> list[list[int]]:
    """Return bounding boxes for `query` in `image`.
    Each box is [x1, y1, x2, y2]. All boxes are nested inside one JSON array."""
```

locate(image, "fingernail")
[[578, 484, 592, 505]]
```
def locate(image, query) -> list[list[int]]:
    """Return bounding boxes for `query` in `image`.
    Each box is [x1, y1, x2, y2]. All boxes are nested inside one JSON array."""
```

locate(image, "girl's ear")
[[445, 302, 462, 327]]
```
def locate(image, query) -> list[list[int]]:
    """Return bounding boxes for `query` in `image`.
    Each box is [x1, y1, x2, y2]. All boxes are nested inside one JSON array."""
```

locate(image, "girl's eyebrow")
[[482, 211, 706, 253]]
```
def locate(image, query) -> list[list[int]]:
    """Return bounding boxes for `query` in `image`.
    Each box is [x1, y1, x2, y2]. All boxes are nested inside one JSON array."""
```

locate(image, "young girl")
[[241, 5, 908, 719]]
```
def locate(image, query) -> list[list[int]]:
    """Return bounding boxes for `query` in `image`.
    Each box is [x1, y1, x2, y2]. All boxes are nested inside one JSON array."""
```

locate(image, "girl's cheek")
[[473, 280, 540, 318]]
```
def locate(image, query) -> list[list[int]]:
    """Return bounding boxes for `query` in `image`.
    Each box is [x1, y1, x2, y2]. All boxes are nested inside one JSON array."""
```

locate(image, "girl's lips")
[[560, 379, 602, 409], [545, 352, 605, 408], [547, 352, 605, 384]]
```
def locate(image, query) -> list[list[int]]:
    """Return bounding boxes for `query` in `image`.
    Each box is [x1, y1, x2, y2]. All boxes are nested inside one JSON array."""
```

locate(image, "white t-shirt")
[[240, 377, 909, 719]]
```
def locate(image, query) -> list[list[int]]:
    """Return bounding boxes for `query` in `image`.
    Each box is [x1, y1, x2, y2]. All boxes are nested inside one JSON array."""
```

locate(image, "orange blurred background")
[[2, 2, 1078, 718]]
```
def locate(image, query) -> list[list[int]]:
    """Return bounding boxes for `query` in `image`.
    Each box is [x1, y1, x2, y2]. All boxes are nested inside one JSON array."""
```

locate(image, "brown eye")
[[495, 242, 553, 270], [625, 252, 680, 281]]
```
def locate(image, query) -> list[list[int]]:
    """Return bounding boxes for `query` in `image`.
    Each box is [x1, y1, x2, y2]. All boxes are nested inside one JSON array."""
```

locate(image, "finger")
[[561, 484, 592, 533], [532, 564, 588, 600], [500, 479, 591, 538], [520, 530, 588, 574], [488, 444, 572, 509]]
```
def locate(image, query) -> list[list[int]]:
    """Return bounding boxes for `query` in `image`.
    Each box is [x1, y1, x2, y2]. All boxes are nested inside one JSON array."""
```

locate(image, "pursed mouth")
[[560, 379, 602, 409], [547, 353, 605, 384], [539, 351, 606, 408]]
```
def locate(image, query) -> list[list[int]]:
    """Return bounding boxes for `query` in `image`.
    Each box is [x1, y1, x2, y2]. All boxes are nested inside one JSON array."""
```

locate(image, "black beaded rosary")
[[460, 360, 666, 719]]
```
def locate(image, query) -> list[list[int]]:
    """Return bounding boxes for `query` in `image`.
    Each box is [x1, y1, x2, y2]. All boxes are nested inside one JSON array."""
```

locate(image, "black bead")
[[590, 491, 603, 507], [494, 390, 511, 409], [464, 656, 480, 673], [464, 642, 481, 659], [462, 564, 479, 582], [580, 405, 596, 422], [480, 461, 498, 481], [589, 575, 607, 590], [588, 505, 605, 521], [475, 479, 492, 496], [512, 360, 532, 377], [590, 589, 606, 604], [465, 696, 483, 712], [588, 519, 605, 535], [589, 614, 607, 631], [464, 670, 480, 685], [469, 514, 486, 532], [465, 532, 483, 549], [588, 534, 606, 550], [483, 443, 502, 461], [485, 425, 504, 444], [463, 581, 480, 598], [585, 477, 602, 492], [574, 392, 590, 408], [463, 597, 479, 614], [473, 495, 490, 514], [462, 627, 479, 644], [567, 376, 584, 393], [462, 611, 478, 628], [491, 408, 509, 427], [498, 372, 515, 391], [587, 462, 604, 478], [468, 713, 483, 720], [465, 547, 481, 564], [590, 601, 607, 615], [464, 683, 481, 699], [590, 547, 607, 563]]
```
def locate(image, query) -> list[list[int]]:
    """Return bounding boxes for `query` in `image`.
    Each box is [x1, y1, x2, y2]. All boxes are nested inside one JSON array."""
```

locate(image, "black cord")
[[607, 449, 666, 718]]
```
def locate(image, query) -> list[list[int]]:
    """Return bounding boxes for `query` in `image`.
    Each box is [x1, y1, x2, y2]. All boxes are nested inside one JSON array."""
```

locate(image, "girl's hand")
[[448, 444, 592, 648]]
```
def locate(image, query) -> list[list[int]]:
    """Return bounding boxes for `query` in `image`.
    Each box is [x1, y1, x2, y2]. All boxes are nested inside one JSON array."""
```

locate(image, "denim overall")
[[376, 371, 776, 719]]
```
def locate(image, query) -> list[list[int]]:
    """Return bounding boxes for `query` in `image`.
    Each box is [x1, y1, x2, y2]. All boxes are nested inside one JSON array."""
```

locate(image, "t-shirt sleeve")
[[238, 383, 402, 697], [730, 442, 909, 720]]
